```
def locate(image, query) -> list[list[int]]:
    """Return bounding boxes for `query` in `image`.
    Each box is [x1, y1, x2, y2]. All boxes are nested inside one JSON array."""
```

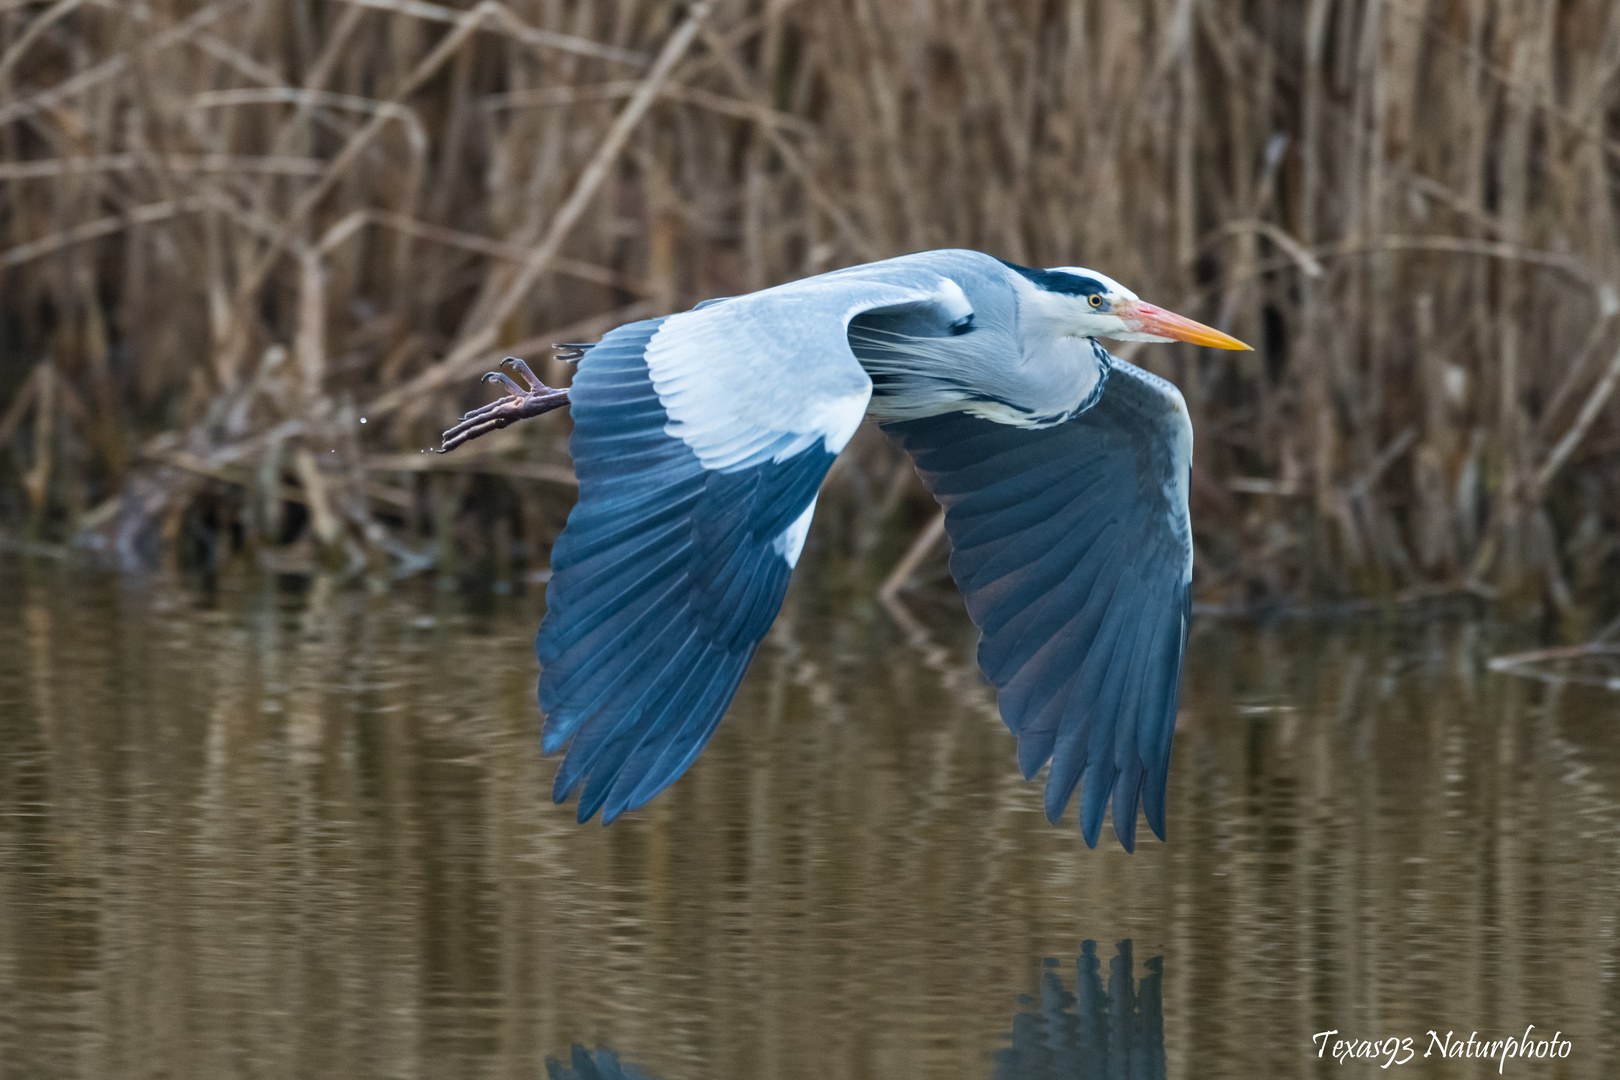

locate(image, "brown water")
[[1, 555, 1617, 1079]]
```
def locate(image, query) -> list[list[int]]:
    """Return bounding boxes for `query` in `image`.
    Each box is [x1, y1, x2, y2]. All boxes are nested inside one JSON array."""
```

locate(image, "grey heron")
[[442, 249, 1249, 850]]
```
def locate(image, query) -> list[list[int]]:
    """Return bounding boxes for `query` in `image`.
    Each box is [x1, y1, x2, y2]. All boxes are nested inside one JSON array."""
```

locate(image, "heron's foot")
[[438, 357, 571, 453]]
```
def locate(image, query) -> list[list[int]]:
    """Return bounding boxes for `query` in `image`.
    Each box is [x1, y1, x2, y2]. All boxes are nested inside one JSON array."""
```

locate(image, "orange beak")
[[1117, 301, 1252, 350]]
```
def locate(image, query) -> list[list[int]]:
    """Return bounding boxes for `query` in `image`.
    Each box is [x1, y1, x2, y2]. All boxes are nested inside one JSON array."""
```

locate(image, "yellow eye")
[[1088, 294, 1104, 309]]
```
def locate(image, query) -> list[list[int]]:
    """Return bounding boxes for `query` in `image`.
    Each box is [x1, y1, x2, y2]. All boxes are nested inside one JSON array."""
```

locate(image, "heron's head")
[[1016, 265, 1252, 350]]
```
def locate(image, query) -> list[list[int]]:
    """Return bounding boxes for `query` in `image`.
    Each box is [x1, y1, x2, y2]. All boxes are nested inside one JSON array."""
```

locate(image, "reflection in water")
[[994, 942, 1163, 1080], [1, 557, 1619, 1078], [548, 941, 1164, 1080], [547, 1045, 658, 1080]]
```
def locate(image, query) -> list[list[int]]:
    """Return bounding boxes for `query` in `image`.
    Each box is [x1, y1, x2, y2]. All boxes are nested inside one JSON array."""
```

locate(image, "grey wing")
[[883, 361, 1194, 851], [539, 258, 977, 824]]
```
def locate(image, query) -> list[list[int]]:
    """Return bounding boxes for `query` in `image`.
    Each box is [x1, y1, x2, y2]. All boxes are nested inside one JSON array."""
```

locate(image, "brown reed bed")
[[1, 0, 1618, 625]]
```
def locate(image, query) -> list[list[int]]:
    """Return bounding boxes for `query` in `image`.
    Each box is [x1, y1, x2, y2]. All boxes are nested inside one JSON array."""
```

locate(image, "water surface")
[[1, 557, 1616, 1078]]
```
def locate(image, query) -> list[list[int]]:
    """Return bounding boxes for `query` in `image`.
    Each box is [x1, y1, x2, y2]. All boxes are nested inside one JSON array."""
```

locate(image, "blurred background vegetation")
[[1, 0, 1618, 626]]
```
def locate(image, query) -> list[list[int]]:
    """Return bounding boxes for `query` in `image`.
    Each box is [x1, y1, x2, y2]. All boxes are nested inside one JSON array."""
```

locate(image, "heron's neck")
[[986, 333, 1110, 427]]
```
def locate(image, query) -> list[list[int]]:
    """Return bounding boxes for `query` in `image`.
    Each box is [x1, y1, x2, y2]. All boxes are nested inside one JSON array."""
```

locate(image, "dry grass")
[[2, 0, 1619, 621]]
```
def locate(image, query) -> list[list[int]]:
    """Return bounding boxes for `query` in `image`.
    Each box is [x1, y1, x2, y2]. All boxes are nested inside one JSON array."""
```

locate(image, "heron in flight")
[[442, 250, 1249, 850]]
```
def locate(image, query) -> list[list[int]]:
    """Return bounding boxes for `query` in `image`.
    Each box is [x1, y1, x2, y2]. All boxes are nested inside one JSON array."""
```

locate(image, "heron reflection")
[[546, 1044, 658, 1080], [546, 940, 1163, 1080], [993, 940, 1164, 1080]]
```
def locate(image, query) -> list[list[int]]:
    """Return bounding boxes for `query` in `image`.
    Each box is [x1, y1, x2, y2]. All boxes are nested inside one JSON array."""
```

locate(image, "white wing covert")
[[646, 269, 972, 469]]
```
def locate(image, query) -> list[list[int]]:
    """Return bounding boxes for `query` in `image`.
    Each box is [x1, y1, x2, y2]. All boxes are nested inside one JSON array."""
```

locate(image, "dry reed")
[[2, 0, 1619, 622]]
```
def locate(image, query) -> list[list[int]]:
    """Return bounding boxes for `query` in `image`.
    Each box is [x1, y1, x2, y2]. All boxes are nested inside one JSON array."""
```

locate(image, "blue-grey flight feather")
[[882, 361, 1193, 850]]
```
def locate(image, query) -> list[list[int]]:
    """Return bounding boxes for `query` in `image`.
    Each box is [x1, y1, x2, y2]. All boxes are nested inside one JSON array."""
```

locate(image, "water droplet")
[[360, 417, 367, 424]]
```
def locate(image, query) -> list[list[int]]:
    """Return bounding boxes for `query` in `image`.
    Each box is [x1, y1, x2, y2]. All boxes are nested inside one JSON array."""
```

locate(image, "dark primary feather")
[[883, 373, 1191, 850], [536, 317, 835, 823]]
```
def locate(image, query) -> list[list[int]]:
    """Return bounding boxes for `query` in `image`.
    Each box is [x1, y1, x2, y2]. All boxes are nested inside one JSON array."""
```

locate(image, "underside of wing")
[[883, 362, 1194, 850], [539, 262, 981, 823]]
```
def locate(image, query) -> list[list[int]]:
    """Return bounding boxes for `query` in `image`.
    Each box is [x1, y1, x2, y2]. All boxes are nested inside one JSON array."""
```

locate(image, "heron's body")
[[498, 249, 1247, 850]]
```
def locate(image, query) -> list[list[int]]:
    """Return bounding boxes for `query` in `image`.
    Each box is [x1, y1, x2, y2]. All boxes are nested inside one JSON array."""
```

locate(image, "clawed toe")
[[502, 356, 546, 391], [438, 356, 573, 453], [456, 393, 512, 424], [483, 370, 528, 397]]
